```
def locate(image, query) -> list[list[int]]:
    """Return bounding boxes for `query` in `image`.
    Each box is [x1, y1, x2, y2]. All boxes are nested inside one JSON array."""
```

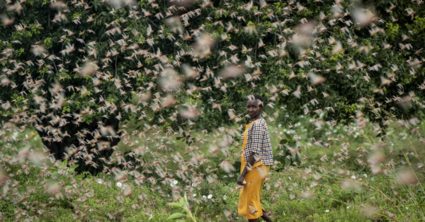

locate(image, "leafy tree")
[[0, 0, 424, 173]]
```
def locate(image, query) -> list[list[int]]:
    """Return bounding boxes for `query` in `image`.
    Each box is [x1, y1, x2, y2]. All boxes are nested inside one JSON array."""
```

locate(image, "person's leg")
[[241, 167, 263, 220], [261, 209, 272, 222], [259, 166, 272, 222]]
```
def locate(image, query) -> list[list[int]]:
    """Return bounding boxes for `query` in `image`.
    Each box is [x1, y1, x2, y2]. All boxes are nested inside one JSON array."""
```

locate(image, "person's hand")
[[237, 175, 246, 186]]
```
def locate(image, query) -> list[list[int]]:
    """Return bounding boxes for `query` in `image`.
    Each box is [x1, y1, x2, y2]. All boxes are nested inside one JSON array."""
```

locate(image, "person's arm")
[[237, 154, 256, 185]]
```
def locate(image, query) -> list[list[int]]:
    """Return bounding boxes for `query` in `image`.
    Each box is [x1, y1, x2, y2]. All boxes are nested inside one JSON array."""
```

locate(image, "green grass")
[[0, 118, 424, 221]]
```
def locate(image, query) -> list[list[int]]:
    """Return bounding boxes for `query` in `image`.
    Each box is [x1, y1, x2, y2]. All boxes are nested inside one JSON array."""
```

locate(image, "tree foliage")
[[0, 0, 424, 172]]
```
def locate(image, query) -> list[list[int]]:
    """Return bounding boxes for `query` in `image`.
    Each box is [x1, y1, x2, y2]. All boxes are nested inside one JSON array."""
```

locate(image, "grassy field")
[[0, 117, 424, 221]]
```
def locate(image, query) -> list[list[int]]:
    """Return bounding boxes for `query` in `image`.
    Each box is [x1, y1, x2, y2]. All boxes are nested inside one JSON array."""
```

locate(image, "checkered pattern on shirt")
[[244, 118, 273, 166]]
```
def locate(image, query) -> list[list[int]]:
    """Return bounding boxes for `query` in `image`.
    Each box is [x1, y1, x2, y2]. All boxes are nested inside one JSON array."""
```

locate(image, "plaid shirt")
[[244, 117, 273, 166]]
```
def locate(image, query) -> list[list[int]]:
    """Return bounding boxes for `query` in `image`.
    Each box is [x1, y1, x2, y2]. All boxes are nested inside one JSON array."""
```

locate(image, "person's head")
[[246, 95, 264, 120]]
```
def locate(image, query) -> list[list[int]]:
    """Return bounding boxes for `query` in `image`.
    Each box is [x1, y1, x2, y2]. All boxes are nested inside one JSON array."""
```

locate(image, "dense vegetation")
[[0, 0, 424, 221], [1, 0, 424, 172], [0, 118, 424, 221]]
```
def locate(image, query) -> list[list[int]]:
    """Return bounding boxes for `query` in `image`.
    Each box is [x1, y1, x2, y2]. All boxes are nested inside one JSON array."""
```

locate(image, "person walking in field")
[[237, 95, 273, 222]]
